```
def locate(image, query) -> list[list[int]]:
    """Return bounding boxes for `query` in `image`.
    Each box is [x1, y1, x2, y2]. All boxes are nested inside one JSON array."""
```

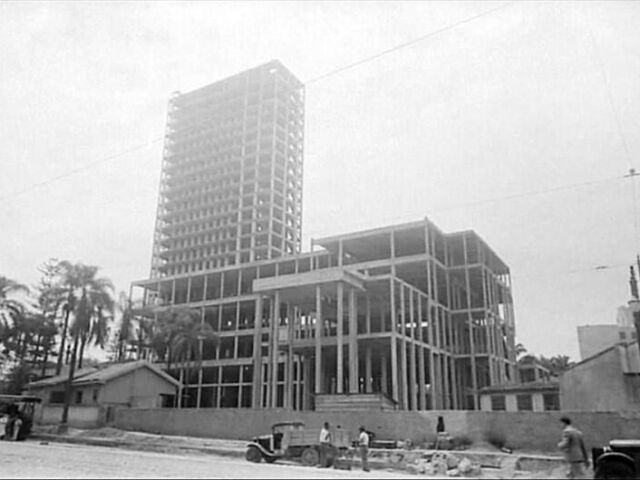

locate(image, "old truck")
[[593, 439, 640, 479], [245, 421, 352, 466], [0, 394, 42, 441]]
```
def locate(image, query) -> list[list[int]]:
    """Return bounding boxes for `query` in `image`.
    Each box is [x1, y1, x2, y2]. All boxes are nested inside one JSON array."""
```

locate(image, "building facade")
[[132, 219, 517, 411], [150, 60, 304, 278]]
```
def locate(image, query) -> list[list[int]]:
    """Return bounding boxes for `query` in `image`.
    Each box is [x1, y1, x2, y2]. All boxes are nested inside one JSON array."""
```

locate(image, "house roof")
[[26, 360, 180, 389], [478, 380, 559, 394]]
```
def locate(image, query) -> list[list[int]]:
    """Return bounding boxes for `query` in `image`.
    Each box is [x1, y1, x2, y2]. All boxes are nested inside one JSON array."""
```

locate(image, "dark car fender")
[[595, 451, 636, 471], [246, 441, 278, 459]]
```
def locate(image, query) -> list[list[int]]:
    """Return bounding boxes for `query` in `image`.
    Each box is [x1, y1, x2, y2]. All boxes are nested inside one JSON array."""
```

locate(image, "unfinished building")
[[150, 59, 304, 278], [136, 61, 516, 411], [132, 218, 516, 411]]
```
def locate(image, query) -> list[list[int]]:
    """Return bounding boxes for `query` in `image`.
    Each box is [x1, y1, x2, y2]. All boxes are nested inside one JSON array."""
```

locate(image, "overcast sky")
[[2, 1, 639, 361]]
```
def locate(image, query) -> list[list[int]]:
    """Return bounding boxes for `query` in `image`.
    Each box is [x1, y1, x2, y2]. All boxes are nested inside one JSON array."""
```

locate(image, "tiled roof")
[[26, 360, 180, 389]]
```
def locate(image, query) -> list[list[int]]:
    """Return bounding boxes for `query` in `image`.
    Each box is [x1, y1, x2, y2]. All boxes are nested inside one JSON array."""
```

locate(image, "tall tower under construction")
[[150, 60, 305, 278]]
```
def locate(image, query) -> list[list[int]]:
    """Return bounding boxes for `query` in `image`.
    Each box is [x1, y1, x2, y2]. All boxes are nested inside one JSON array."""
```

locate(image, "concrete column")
[[365, 345, 373, 393], [271, 291, 281, 407], [186, 276, 192, 303], [463, 234, 479, 409], [252, 296, 263, 408], [390, 279, 399, 403], [366, 296, 371, 334], [295, 355, 302, 410], [348, 288, 359, 393], [265, 298, 273, 408], [286, 304, 295, 409], [417, 296, 426, 410], [336, 282, 344, 394], [315, 286, 323, 394], [400, 286, 408, 410], [171, 278, 176, 305], [303, 356, 312, 410], [381, 353, 388, 395], [409, 290, 417, 411]]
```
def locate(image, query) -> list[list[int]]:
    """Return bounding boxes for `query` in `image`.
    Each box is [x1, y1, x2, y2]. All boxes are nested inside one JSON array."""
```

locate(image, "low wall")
[[114, 408, 640, 453], [38, 405, 105, 428]]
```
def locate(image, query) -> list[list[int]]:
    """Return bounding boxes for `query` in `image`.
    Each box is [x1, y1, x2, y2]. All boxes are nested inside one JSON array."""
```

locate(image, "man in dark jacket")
[[557, 416, 588, 479]]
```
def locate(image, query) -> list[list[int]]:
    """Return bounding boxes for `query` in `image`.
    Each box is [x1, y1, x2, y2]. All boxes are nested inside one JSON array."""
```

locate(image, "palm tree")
[[59, 262, 114, 429], [145, 308, 217, 407], [0, 276, 29, 340], [169, 309, 217, 407], [514, 342, 527, 360]]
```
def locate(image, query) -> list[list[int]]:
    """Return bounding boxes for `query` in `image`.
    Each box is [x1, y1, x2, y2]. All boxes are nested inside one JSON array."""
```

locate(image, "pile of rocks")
[[404, 451, 483, 477]]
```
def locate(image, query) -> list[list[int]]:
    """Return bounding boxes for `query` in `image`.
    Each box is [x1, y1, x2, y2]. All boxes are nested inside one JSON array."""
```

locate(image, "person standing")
[[358, 426, 370, 472], [318, 421, 332, 468], [557, 416, 589, 479]]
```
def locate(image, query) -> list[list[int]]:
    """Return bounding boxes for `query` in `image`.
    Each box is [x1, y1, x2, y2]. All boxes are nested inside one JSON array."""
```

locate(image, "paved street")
[[2, 441, 422, 479]]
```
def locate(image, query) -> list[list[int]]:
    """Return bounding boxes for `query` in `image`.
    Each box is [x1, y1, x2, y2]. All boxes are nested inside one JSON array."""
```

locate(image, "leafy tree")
[[0, 361, 31, 395]]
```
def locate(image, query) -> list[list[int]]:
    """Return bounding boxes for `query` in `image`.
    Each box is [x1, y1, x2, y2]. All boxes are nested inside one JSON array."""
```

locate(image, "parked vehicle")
[[245, 421, 351, 466], [592, 439, 640, 479], [0, 394, 42, 441]]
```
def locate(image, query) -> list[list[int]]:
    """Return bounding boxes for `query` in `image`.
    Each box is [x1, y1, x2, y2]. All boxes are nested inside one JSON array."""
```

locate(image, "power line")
[[304, 173, 625, 239], [0, 138, 163, 202], [1, 2, 515, 202], [584, 7, 635, 171], [304, 1, 515, 85]]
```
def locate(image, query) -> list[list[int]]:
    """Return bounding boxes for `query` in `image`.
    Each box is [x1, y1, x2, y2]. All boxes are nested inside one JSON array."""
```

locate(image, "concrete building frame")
[[132, 218, 516, 411]]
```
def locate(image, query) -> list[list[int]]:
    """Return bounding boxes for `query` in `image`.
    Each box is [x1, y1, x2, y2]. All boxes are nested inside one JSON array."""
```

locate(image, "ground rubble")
[[30, 426, 568, 478]]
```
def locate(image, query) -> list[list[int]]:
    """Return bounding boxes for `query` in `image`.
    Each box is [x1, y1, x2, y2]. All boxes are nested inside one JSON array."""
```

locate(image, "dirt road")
[[3, 441, 422, 479]]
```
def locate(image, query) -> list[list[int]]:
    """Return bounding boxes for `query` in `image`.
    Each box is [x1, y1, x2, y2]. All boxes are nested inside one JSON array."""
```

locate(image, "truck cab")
[[593, 439, 640, 479]]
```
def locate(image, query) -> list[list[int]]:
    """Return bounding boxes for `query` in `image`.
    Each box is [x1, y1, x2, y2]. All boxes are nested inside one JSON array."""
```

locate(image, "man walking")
[[318, 421, 332, 468], [358, 426, 370, 472], [557, 416, 589, 479]]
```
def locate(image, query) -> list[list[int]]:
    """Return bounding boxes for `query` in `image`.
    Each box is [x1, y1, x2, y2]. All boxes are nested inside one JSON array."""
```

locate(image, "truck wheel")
[[595, 461, 634, 480], [301, 447, 319, 466], [245, 446, 262, 463]]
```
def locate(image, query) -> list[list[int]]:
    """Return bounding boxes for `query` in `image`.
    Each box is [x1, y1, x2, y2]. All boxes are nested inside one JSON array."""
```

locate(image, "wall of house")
[[561, 347, 632, 411], [114, 408, 640, 453], [101, 368, 176, 407], [479, 392, 553, 412], [38, 405, 105, 428]]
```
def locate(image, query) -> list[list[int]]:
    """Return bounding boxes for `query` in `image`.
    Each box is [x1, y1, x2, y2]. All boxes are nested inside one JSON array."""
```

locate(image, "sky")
[[1, 1, 640, 361]]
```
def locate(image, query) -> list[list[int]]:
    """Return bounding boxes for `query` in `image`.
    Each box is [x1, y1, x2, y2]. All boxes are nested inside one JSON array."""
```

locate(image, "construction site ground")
[[30, 426, 577, 479]]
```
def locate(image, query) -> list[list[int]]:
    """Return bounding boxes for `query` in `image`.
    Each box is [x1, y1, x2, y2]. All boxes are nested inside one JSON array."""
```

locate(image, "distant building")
[[479, 381, 560, 412], [26, 360, 180, 428], [577, 324, 637, 360], [561, 341, 640, 411], [517, 357, 554, 383]]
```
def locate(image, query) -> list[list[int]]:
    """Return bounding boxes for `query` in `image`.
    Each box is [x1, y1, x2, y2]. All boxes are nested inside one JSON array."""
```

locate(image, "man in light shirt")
[[318, 421, 332, 468], [358, 426, 370, 472]]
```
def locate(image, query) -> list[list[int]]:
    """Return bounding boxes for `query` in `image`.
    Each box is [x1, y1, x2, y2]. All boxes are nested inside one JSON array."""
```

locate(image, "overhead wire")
[[1, 1, 515, 203]]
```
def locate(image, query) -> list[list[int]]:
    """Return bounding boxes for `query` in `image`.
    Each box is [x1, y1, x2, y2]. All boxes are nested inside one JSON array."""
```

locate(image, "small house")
[[26, 360, 180, 428], [479, 381, 560, 412]]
